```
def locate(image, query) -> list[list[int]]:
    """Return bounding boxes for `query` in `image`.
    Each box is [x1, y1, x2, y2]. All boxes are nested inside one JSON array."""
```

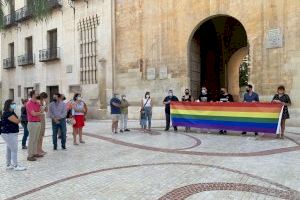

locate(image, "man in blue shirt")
[[163, 90, 179, 131], [110, 93, 121, 134], [242, 84, 259, 136]]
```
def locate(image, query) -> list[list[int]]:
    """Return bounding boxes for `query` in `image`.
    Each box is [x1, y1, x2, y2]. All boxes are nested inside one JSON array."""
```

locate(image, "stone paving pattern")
[[0, 120, 300, 200]]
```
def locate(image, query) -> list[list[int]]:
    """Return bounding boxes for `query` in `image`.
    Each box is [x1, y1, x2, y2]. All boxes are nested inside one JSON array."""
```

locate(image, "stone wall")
[[115, 0, 300, 125]]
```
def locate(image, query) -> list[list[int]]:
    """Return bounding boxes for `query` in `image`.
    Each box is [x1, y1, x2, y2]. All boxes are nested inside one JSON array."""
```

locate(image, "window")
[[48, 29, 57, 51], [9, 42, 15, 67], [9, 0, 15, 13], [18, 85, 21, 97], [25, 36, 33, 56], [9, 89, 14, 101], [24, 87, 34, 99]]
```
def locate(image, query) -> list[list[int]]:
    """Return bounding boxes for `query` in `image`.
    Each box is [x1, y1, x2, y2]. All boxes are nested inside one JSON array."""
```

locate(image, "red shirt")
[[26, 99, 41, 122]]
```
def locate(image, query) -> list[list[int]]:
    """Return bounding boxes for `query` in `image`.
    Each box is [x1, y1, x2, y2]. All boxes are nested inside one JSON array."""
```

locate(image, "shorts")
[[111, 114, 121, 121]]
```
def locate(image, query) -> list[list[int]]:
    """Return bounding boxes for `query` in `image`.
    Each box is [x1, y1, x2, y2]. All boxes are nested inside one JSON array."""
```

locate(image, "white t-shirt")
[[142, 98, 151, 107]]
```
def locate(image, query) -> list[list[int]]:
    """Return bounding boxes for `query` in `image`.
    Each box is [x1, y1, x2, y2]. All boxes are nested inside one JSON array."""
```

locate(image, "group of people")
[[0, 90, 87, 171], [0, 84, 292, 171], [109, 84, 291, 139]]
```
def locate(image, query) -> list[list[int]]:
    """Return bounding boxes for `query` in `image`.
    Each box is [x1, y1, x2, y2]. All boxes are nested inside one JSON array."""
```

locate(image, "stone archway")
[[188, 15, 248, 101]]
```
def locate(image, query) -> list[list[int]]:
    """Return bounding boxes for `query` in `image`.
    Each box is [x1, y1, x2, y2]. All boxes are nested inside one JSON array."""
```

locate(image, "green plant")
[[239, 61, 249, 87], [0, 0, 51, 29]]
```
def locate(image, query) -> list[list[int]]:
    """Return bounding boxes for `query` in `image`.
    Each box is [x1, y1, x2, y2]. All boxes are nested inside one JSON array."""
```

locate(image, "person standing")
[[26, 90, 43, 161], [49, 93, 67, 150], [110, 93, 121, 134], [141, 92, 152, 131], [272, 85, 291, 139], [242, 84, 259, 136], [182, 89, 194, 132], [20, 99, 29, 149], [219, 88, 234, 135], [1, 100, 26, 171], [120, 95, 130, 133], [163, 90, 179, 131], [71, 93, 87, 145], [37, 92, 48, 156], [198, 86, 211, 102]]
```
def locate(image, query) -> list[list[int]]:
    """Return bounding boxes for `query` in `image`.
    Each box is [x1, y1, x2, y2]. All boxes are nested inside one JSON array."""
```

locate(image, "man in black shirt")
[[163, 90, 179, 131], [198, 86, 210, 102]]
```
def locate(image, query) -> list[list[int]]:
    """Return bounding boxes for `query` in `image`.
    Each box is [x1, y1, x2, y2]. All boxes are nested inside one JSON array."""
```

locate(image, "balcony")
[[48, 0, 63, 9], [18, 54, 35, 66], [3, 13, 16, 28], [3, 58, 16, 69], [15, 6, 33, 22], [39, 48, 60, 62]]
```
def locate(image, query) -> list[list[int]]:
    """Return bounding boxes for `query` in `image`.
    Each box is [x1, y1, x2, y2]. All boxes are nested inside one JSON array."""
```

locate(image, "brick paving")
[[0, 120, 299, 200]]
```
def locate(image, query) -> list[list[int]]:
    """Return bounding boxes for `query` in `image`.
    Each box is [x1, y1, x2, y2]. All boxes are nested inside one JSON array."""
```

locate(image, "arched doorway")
[[188, 15, 248, 101]]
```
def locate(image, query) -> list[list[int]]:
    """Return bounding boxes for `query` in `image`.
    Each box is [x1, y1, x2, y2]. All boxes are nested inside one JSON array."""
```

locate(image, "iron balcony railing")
[[18, 54, 35, 66], [48, 0, 63, 9], [3, 57, 16, 69], [3, 13, 16, 27], [39, 47, 60, 62], [15, 6, 33, 22]]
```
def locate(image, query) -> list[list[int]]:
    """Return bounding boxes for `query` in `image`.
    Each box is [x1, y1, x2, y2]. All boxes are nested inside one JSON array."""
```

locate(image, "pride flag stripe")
[[171, 102, 283, 134], [171, 114, 278, 123]]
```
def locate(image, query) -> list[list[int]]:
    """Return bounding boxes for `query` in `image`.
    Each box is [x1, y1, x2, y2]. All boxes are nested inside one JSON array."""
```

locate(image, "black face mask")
[[185, 92, 189, 95], [220, 91, 225, 95], [246, 89, 250, 93], [53, 99, 57, 102]]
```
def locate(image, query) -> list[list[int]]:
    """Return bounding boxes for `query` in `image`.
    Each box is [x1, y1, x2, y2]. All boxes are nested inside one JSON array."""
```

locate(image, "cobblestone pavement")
[[0, 120, 300, 200]]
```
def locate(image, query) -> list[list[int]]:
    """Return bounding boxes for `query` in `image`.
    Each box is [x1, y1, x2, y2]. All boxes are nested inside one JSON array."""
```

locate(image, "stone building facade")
[[1, 0, 114, 118], [114, 0, 300, 126], [1, 0, 300, 126]]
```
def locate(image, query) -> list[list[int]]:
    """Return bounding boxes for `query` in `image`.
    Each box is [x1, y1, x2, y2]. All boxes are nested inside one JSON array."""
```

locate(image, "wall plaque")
[[266, 28, 283, 48], [159, 67, 168, 79], [147, 68, 156, 80]]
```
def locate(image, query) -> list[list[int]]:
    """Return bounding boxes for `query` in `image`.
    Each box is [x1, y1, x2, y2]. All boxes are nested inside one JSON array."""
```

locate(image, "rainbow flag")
[[171, 102, 283, 134]]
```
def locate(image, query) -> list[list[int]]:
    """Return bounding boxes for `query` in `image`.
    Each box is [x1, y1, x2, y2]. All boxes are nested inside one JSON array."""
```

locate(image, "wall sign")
[[159, 67, 168, 79], [266, 28, 283, 48], [147, 68, 156, 80]]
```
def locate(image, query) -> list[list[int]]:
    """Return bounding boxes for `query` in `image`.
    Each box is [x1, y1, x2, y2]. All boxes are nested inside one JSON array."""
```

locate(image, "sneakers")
[[120, 129, 124, 133], [22, 146, 28, 149], [6, 165, 14, 170], [13, 165, 27, 171], [124, 129, 130, 132]]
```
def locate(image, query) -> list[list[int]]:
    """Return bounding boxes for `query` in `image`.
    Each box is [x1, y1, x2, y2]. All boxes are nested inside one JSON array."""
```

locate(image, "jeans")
[[165, 113, 177, 130], [120, 113, 128, 130], [21, 121, 29, 147], [52, 118, 67, 148], [2, 133, 18, 166], [144, 107, 152, 129]]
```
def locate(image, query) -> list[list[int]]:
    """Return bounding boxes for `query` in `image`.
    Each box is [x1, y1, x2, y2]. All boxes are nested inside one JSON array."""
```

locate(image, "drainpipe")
[[111, 0, 116, 94]]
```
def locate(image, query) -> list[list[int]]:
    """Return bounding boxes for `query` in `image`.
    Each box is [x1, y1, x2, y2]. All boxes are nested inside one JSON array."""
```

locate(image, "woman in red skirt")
[[72, 93, 87, 145]]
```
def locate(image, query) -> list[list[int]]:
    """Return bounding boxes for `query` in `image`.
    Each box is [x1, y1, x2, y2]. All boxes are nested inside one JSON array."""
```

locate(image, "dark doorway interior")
[[47, 86, 59, 102], [189, 16, 248, 100]]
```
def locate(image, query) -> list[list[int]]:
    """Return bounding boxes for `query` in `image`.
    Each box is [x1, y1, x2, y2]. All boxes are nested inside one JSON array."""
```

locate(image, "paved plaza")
[[0, 120, 300, 200]]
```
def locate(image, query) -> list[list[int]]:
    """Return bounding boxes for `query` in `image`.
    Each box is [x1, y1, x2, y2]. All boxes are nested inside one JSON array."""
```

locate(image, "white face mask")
[[202, 89, 207, 95], [146, 95, 150, 98], [122, 96, 126, 100], [77, 97, 82, 101]]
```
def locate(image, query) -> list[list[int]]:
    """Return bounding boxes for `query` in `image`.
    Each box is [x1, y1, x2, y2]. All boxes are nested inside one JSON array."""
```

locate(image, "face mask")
[[122, 96, 126, 100], [77, 96, 82, 101], [185, 91, 189, 95], [10, 104, 16, 110], [202, 89, 207, 95], [53, 98, 57, 102], [146, 95, 150, 98], [246, 89, 250, 93], [169, 93, 173, 97]]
